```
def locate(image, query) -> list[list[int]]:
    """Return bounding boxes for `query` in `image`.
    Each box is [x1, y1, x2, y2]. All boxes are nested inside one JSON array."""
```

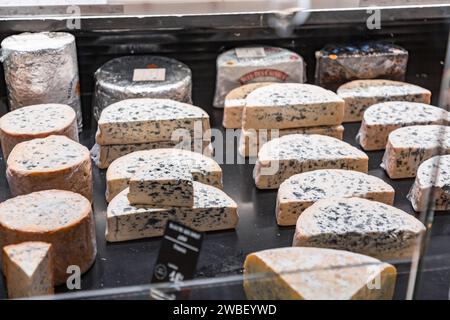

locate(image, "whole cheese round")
[[0, 190, 97, 285], [6, 135, 92, 201]]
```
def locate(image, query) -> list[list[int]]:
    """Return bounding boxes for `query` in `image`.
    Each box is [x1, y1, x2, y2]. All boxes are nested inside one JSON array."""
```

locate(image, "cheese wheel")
[[6, 135, 93, 201], [0, 190, 97, 285]]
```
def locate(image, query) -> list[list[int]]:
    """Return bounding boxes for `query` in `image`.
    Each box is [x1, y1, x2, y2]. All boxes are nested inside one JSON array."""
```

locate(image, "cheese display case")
[[0, 1, 450, 300]]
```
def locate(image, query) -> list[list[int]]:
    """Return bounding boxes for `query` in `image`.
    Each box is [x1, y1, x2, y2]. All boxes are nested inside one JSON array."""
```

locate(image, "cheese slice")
[[337, 80, 431, 122], [244, 247, 396, 300], [106, 182, 238, 242], [242, 83, 345, 129], [96, 98, 210, 145], [407, 155, 450, 212], [293, 197, 426, 260], [2, 242, 54, 299], [381, 125, 450, 179], [106, 149, 222, 202], [276, 169, 395, 226], [255, 134, 368, 189], [357, 102, 449, 151]]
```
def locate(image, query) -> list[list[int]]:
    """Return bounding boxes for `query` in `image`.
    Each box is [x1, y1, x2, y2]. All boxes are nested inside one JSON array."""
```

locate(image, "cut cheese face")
[[293, 197, 426, 261], [357, 101, 449, 151], [243, 83, 345, 129], [255, 134, 368, 189], [276, 169, 395, 226], [106, 182, 238, 242], [243, 247, 396, 300], [337, 80, 431, 122]]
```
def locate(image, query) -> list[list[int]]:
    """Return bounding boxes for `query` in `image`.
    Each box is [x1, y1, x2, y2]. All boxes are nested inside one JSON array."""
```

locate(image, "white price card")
[[235, 47, 266, 59], [132, 68, 166, 82]]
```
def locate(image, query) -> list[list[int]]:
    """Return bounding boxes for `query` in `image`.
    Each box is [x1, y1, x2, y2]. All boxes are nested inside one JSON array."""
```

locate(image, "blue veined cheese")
[[96, 98, 210, 145], [407, 155, 450, 212], [106, 149, 222, 202], [243, 247, 396, 300], [255, 134, 368, 189], [128, 160, 194, 207], [106, 182, 238, 242], [381, 125, 450, 179], [239, 125, 344, 158], [2, 241, 53, 299], [276, 169, 395, 226], [337, 80, 431, 123], [357, 102, 449, 151], [243, 83, 345, 129], [293, 197, 426, 260]]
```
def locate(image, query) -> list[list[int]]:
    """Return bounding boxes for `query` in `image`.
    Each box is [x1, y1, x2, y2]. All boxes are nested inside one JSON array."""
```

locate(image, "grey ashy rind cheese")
[[293, 197, 426, 261], [337, 80, 431, 123], [243, 83, 345, 129], [407, 155, 450, 212], [381, 125, 450, 179], [106, 182, 238, 242], [106, 149, 222, 202], [0, 103, 79, 160], [276, 169, 395, 226], [357, 102, 449, 151], [1, 32, 82, 129], [6, 135, 93, 201], [96, 98, 210, 145], [243, 247, 396, 300], [2, 241, 54, 299], [93, 55, 192, 120], [0, 190, 97, 285], [255, 134, 368, 189]]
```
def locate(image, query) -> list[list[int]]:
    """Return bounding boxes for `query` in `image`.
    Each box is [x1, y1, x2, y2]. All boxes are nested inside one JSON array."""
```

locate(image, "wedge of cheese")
[[106, 149, 222, 202], [96, 98, 210, 145], [242, 83, 345, 129], [255, 134, 368, 189], [106, 182, 238, 242], [293, 197, 426, 260], [2, 242, 54, 299], [357, 102, 448, 151], [276, 169, 395, 226], [337, 80, 431, 122], [243, 247, 396, 300], [381, 125, 450, 179], [407, 155, 450, 212]]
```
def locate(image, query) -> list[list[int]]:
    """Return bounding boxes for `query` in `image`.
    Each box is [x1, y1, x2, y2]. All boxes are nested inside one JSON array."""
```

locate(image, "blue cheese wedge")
[[407, 155, 450, 212], [244, 247, 396, 300], [2, 242, 54, 299], [243, 83, 345, 129], [357, 102, 449, 151], [381, 125, 450, 179], [337, 80, 431, 122], [106, 182, 238, 241], [96, 98, 210, 145], [255, 134, 368, 189], [128, 160, 194, 207], [276, 169, 395, 226], [106, 149, 222, 202], [293, 197, 426, 260]]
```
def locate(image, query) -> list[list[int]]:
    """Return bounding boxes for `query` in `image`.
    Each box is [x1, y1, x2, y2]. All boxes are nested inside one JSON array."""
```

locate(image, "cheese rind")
[[244, 247, 396, 300], [337, 80, 431, 122], [293, 197, 426, 260], [255, 134, 368, 189], [2, 241, 54, 299], [106, 182, 238, 241], [407, 155, 450, 212], [381, 125, 450, 179], [357, 102, 448, 151], [243, 83, 345, 129], [276, 169, 395, 226]]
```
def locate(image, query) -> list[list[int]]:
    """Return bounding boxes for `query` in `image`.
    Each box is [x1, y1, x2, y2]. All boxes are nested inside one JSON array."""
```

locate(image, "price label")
[[132, 68, 166, 81], [235, 47, 266, 59]]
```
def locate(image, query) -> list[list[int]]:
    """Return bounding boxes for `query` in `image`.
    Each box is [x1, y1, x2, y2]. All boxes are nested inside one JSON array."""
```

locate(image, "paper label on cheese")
[[235, 47, 266, 59], [132, 68, 166, 81]]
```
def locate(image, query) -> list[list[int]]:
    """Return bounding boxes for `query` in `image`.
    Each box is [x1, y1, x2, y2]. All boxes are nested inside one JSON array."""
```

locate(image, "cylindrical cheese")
[[0, 103, 78, 160], [6, 135, 93, 201], [0, 190, 97, 285]]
